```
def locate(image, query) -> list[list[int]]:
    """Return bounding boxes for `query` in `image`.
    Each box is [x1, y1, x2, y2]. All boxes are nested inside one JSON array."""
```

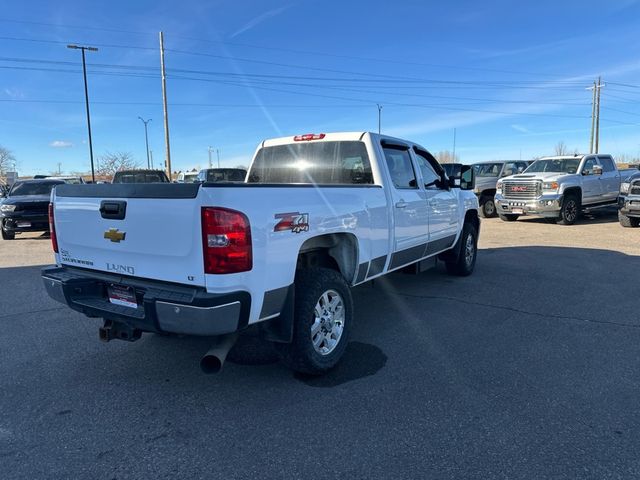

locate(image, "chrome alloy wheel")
[[564, 199, 578, 222], [311, 289, 345, 356], [464, 233, 475, 267]]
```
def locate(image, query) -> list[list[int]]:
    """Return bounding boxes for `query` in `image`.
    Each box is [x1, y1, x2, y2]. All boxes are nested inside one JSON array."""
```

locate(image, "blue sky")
[[1, 0, 640, 176]]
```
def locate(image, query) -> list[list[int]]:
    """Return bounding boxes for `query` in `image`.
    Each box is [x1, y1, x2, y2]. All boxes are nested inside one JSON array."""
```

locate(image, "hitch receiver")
[[99, 319, 142, 342]]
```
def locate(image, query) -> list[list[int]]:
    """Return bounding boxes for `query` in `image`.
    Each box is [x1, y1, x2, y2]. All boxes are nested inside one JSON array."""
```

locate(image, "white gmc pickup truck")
[[42, 132, 479, 374]]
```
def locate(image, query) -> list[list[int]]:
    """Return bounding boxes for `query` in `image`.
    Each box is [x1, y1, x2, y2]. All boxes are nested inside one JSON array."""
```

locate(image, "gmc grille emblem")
[[511, 186, 528, 192]]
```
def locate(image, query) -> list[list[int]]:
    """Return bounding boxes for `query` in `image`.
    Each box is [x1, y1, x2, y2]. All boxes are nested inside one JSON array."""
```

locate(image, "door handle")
[[395, 201, 408, 209]]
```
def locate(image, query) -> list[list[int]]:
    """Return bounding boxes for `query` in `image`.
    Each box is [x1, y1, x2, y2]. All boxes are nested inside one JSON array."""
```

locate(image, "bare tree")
[[435, 151, 460, 164], [235, 164, 248, 170], [554, 141, 568, 156], [96, 152, 140, 177], [0, 146, 17, 175]]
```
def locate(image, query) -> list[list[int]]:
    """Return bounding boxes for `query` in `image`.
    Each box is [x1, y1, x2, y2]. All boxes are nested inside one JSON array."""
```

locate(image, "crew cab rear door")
[[53, 183, 206, 286]]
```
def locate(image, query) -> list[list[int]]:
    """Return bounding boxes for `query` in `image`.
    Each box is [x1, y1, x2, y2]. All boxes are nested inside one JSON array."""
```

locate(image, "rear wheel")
[[445, 222, 478, 276], [619, 211, 640, 228], [479, 196, 497, 218], [498, 214, 519, 222], [276, 267, 353, 375], [557, 195, 580, 225]]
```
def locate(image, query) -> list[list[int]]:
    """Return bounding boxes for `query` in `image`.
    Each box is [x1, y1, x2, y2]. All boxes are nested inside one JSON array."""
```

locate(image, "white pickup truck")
[[42, 132, 479, 374]]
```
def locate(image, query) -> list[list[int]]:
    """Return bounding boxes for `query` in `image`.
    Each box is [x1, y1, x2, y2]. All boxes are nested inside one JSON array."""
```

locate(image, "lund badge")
[[274, 212, 309, 233]]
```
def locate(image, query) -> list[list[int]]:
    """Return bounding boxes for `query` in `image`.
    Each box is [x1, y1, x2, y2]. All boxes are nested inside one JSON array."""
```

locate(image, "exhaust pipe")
[[200, 333, 238, 374]]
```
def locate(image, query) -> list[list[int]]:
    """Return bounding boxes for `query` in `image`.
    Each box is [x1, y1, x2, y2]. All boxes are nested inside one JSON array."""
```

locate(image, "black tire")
[[498, 214, 519, 222], [619, 210, 640, 228], [479, 195, 497, 218], [276, 267, 353, 375], [557, 194, 580, 225], [445, 222, 478, 276], [1, 226, 15, 240]]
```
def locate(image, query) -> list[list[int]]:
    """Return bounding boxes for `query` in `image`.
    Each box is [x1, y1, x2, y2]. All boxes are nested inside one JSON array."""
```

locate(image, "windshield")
[[9, 182, 59, 196], [526, 159, 580, 174], [113, 172, 168, 183], [473, 163, 503, 177], [205, 169, 247, 182]]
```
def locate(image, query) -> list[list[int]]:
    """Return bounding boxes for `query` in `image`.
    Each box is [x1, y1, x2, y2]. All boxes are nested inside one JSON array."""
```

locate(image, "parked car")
[[472, 161, 530, 218], [176, 171, 199, 183], [618, 170, 640, 227], [1, 179, 64, 240], [42, 132, 478, 375], [495, 154, 629, 225], [196, 168, 247, 183], [112, 170, 170, 184]]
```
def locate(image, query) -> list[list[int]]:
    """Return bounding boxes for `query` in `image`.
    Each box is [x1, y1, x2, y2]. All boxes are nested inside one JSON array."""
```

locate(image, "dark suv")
[[618, 170, 640, 227], [0, 179, 64, 240]]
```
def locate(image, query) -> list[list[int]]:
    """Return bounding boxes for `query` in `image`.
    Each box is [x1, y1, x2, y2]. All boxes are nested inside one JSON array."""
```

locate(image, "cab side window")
[[383, 148, 417, 189], [583, 158, 598, 174], [414, 153, 440, 189], [598, 157, 615, 173]]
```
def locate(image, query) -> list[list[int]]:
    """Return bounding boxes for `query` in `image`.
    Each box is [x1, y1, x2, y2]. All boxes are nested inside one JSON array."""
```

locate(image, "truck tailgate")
[[53, 183, 205, 286]]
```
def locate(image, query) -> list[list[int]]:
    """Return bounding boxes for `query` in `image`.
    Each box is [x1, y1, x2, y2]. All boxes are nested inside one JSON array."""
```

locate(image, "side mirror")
[[448, 164, 475, 190]]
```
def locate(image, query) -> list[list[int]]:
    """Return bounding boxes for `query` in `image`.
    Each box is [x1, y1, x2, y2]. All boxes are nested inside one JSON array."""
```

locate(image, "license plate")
[[511, 208, 524, 214], [17, 221, 31, 228], [107, 284, 137, 309]]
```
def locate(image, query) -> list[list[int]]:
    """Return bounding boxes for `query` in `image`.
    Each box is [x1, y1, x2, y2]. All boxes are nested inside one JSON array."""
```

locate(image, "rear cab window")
[[248, 141, 374, 185]]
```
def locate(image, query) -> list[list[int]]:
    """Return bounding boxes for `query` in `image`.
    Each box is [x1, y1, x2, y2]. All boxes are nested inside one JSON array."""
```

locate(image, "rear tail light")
[[293, 133, 325, 141], [201, 207, 252, 274], [48, 203, 59, 253]]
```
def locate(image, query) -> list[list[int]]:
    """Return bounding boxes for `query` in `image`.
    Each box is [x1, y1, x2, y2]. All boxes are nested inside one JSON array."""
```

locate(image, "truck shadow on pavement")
[[512, 205, 619, 225]]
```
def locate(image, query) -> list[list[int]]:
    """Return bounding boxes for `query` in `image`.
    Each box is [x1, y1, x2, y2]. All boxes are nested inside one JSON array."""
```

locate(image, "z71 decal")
[[274, 212, 310, 233]]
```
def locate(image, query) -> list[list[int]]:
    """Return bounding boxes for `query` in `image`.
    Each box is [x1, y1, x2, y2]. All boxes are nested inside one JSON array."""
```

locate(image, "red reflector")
[[201, 207, 252, 274], [293, 133, 326, 141], [48, 203, 59, 253]]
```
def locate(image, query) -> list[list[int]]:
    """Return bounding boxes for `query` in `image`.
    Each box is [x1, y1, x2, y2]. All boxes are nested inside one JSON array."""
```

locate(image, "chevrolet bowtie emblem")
[[104, 228, 126, 243]]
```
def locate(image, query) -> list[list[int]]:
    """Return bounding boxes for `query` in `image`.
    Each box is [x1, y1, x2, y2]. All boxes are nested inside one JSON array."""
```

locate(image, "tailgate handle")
[[99, 201, 127, 220]]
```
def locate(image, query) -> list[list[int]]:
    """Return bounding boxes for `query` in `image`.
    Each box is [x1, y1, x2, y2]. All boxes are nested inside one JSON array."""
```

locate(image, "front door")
[[382, 146, 430, 259], [581, 156, 603, 205]]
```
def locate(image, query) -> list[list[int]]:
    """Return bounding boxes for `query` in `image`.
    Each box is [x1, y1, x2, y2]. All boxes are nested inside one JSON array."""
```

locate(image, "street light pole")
[[138, 117, 152, 168], [208, 146, 213, 168], [67, 44, 98, 182]]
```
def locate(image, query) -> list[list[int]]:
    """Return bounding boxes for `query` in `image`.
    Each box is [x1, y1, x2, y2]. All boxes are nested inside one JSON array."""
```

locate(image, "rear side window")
[[383, 148, 417, 189], [248, 141, 373, 184], [598, 157, 615, 173]]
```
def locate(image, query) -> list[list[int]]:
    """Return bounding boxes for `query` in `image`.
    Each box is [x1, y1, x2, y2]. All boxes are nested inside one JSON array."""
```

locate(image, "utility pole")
[[57, 162, 62, 175], [377, 104, 382, 134], [595, 76, 603, 154], [216, 149, 220, 168], [138, 117, 152, 168], [67, 44, 98, 183], [150, 150, 154, 169], [159, 32, 172, 179], [588, 81, 597, 153], [208, 146, 213, 168], [452, 128, 457, 161]]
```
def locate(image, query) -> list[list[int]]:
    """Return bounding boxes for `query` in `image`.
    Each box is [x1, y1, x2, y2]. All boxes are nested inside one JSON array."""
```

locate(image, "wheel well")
[[297, 233, 358, 283], [563, 187, 581, 200], [464, 209, 480, 232], [480, 189, 496, 198]]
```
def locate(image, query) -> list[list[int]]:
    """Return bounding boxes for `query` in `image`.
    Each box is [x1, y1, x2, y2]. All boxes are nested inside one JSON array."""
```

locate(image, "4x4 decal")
[[274, 212, 310, 233]]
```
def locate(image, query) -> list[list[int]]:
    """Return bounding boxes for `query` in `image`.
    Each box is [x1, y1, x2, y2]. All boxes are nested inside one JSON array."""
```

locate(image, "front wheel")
[[619, 211, 640, 228], [498, 214, 519, 222], [445, 223, 478, 276], [479, 196, 497, 218], [1, 225, 15, 240], [557, 195, 580, 225], [276, 267, 353, 375]]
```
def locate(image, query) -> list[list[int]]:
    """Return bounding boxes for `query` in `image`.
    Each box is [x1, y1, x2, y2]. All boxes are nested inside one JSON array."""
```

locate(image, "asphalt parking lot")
[[2, 208, 640, 479]]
